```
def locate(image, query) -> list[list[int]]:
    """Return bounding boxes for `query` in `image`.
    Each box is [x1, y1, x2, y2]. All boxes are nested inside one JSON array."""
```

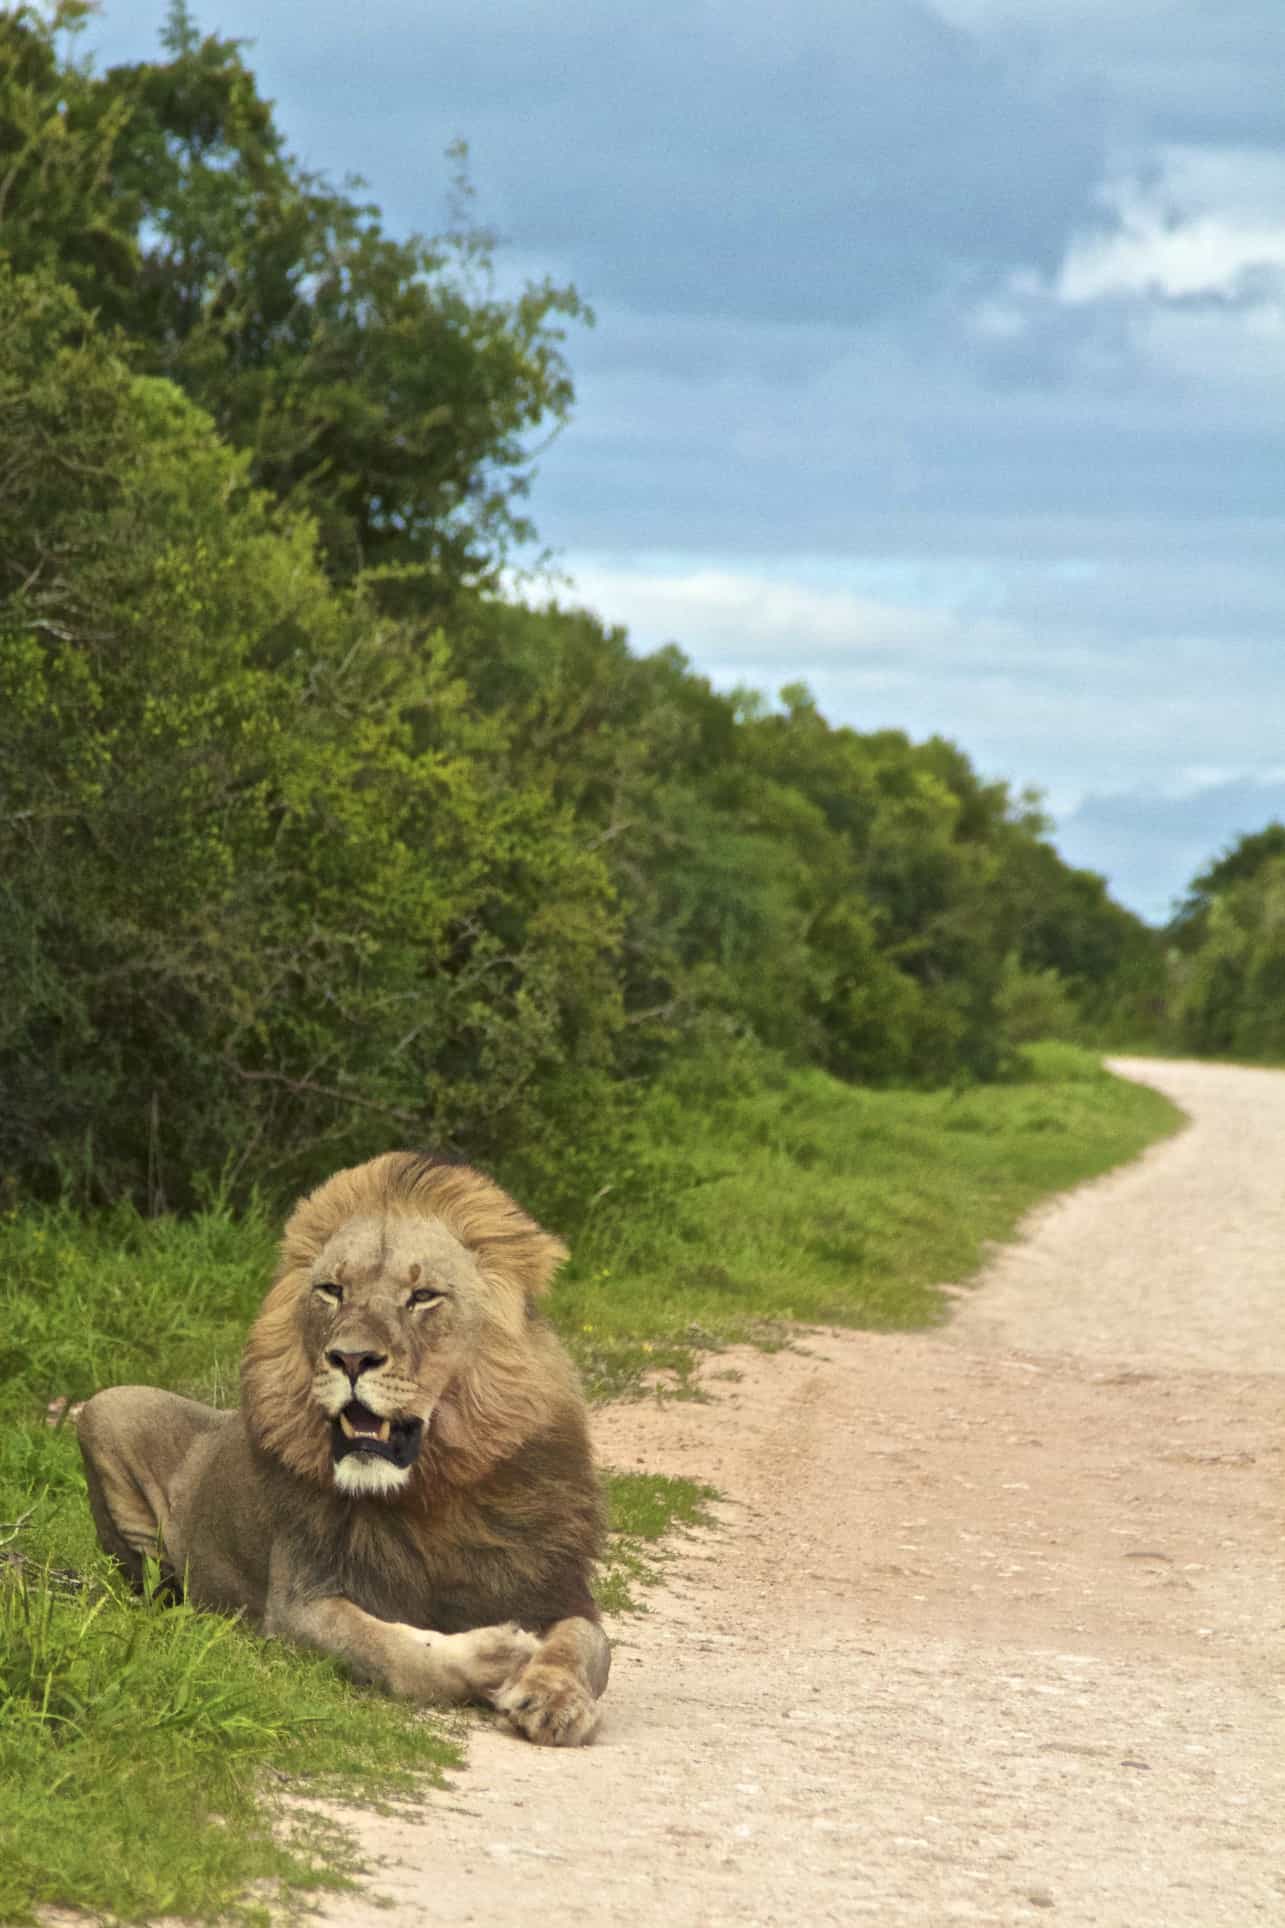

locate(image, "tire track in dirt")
[[322, 1059, 1284, 1928]]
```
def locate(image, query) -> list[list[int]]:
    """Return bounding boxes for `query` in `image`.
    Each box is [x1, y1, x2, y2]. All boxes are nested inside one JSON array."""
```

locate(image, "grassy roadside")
[[558, 1042, 1183, 1397], [0, 1564, 459, 1925], [0, 1044, 1179, 1921]]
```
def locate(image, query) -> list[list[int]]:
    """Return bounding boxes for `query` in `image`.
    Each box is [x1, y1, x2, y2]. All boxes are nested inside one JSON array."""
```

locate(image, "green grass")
[[596, 1471, 719, 1614], [0, 1041, 1180, 1920], [0, 1557, 459, 1926], [555, 1042, 1182, 1397]]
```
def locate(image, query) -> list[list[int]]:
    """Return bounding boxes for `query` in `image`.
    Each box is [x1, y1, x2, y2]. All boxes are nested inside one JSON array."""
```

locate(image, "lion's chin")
[[332, 1454, 414, 1497]]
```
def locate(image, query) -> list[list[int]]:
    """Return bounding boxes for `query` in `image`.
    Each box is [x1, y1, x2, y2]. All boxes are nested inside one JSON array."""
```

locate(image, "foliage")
[[442, 602, 1155, 1098], [1169, 822, 1285, 952], [0, 3, 136, 307], [0, 269, 620, 1208], [0, 276, 1154, 1211], [1126, 822, 1285, 1061], [0, 1, 588, 588], [994, 953, 1078, 1047], [0, 1554, 458, 1925], [1165, 841, 1285, 1061]]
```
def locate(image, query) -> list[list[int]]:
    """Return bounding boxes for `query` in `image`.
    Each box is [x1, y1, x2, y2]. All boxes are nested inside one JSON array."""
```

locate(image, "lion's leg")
[[77, 1387, 223, 1594], [493, 1615, 611, 1746], [265, 1590, 538, 1705]]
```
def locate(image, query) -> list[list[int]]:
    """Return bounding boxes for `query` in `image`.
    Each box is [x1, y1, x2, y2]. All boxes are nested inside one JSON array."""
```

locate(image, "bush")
[[0, 271, 621, 1208], [995, 954, 1079, 1048]]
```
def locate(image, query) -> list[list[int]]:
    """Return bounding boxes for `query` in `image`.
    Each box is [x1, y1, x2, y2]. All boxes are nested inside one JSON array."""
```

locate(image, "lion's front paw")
[[433, 1622, 540, 1700], [493, 1661, 601, 1746]]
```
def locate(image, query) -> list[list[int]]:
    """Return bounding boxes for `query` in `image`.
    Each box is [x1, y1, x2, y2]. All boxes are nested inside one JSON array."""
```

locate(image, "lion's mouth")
[[330, 1401, 424, 1470]]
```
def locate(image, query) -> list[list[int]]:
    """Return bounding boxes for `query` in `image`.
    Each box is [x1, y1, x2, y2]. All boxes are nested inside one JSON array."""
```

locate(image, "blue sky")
[[90, 1, 1285, 922]]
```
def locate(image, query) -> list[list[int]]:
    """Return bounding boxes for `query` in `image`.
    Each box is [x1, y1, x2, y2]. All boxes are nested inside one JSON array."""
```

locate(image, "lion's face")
[[242, 1153, 570, 1496], [302, 1213, 485, 1497]]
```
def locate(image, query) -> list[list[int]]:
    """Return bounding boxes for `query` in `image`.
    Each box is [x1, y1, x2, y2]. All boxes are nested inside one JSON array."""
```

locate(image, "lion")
[[77, 1153, 610, 1745]]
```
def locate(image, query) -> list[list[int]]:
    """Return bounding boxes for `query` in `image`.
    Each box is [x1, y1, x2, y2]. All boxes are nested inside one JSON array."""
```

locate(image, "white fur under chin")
[[333, 1455, 412, 1496]]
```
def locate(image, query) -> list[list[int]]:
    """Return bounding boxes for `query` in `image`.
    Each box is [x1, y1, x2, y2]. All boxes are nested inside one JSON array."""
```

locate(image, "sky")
[[88, 1, 1285, 923]]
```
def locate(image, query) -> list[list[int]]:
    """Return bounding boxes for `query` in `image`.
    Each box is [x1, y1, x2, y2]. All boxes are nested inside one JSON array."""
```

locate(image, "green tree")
[[1169, 822, 1285, 950], [1234, 859, 1285, 1059], [0, 3, 137, 312], [0, 271, 618, 1207], [1168, 849, 1285, 1061], [0, 2, 587, 589]]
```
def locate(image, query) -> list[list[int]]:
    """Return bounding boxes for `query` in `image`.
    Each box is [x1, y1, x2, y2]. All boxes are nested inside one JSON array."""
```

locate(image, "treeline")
[[1, 4, 1159, 1217], [1160, 827, 1285, 1061]]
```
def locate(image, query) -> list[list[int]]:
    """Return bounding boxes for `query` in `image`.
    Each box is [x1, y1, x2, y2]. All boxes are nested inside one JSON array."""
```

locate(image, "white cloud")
[[1058, 147, 1285, 303], [1060, 209, 1285, 303], [561, 563, 983, 660]]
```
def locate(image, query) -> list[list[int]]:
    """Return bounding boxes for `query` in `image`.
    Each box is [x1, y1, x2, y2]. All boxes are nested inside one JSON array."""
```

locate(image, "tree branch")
[[228, 1064, 422, 1125]]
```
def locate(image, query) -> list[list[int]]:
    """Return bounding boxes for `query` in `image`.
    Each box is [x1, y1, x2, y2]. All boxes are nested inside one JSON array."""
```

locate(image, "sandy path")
[[324, 1059, 1284, 1928]]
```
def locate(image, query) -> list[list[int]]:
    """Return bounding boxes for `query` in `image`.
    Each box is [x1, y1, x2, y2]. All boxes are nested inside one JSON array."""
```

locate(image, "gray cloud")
[[93, 1, 1110, 324], [934, 1, 1285, 147], [530, 308, 1285, 557]]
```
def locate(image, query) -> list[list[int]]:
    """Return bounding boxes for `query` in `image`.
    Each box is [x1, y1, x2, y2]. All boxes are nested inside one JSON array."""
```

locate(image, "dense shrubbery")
[[1160, 828, 1285, 1061], [1, 4, 1164, 1218], [0, 272, 623, 1207]]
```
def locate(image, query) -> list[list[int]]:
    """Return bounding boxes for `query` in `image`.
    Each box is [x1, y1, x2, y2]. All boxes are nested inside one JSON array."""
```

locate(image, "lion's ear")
[[494, 1224, 569, 1300], [467, 1218, 568, 1302]]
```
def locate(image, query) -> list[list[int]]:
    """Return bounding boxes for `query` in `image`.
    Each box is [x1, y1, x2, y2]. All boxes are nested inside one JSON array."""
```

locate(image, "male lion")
[[78, 1153, 610, 1745]]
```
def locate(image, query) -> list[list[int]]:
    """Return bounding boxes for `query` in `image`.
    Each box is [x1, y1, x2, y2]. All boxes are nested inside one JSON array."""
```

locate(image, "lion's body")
[[79, 1155, 611, 1744]]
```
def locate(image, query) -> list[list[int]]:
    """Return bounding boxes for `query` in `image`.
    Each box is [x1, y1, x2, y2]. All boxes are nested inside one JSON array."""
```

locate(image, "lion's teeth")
[[377, 1419, 391, 1442], [339, 1412, 355, 1439]]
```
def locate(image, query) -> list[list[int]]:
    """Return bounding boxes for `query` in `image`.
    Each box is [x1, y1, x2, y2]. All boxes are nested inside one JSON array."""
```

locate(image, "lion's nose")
[[326, 1348, 387, 1383]]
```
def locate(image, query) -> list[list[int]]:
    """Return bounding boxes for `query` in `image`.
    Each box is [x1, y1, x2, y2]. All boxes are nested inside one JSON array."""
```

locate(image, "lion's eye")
[[409, 1288, 445, 1310], [314, 1281, 343, 1304]]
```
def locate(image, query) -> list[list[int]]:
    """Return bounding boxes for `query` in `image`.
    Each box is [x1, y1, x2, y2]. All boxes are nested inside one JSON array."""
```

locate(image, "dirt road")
[[324, 1058, 1284, 1927]]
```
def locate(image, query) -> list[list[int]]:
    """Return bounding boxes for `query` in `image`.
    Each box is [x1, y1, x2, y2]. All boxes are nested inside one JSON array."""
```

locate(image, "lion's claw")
[[493, 1661, 600, 1746]]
